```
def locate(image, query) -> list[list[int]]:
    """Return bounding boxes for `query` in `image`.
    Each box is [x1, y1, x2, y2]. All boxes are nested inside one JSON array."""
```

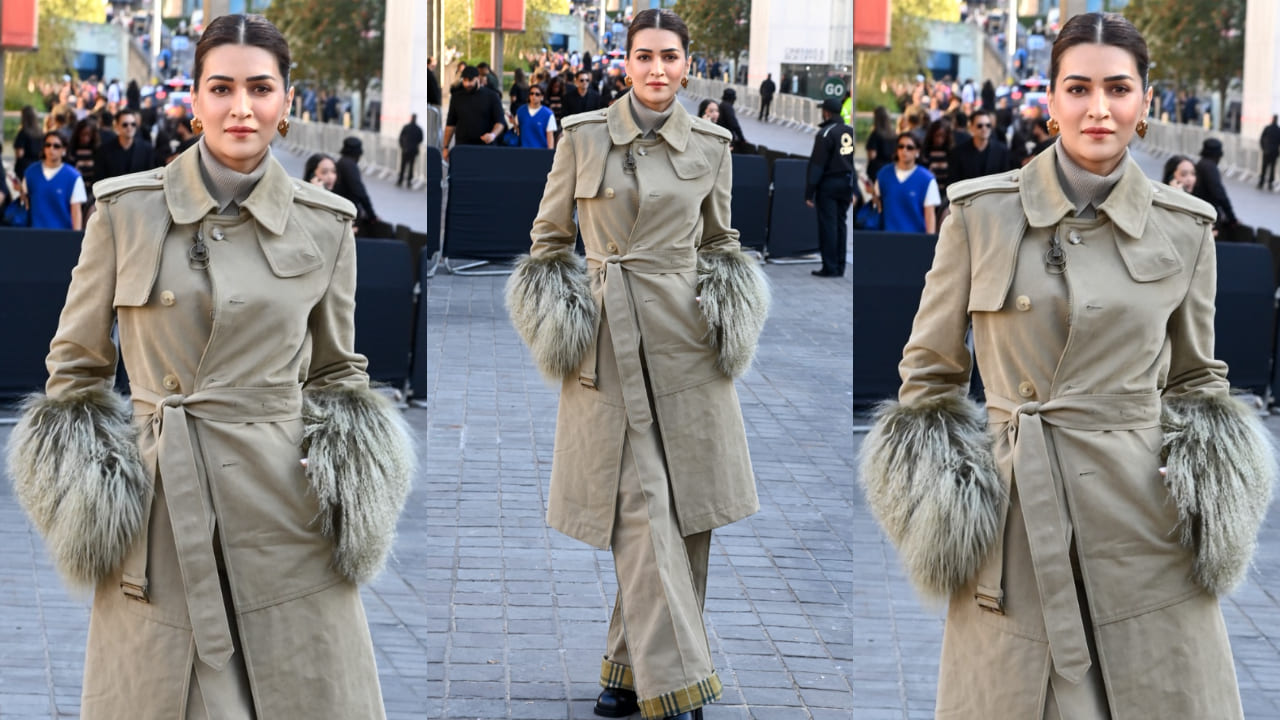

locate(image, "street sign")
[[1, 0, 38, 50], [823, 76, 848, 101]]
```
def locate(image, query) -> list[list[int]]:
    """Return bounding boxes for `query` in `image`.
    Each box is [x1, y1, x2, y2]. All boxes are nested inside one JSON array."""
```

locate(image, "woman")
[[514, 84, 557, 149], [69, 117, 101, 211], [14, 105, 44, 179], [874, 132, 939, 233], [696, 98, 719, 123], [864, 105, 896, 186], [505, 9, 768, 720], [546, 74, 567, 127], [859, 13, 1274, 720], [509, 67, 530, 116], [922, 118, 954, 208], [305, 152, 338, 190], [22, 131, 86, 230], [1163, 153, 1196, 193], [7, 14, 413, 719]]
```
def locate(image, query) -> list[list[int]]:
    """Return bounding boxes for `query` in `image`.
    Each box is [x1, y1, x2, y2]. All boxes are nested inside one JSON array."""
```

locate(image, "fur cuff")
[[5, 387, 149, 588], [303, 386, 416, 584], [858, 394, 1005, 598], [696, 249, 771, 378], [505, 249, 599, 380], [1162, 392, 1277, 595]]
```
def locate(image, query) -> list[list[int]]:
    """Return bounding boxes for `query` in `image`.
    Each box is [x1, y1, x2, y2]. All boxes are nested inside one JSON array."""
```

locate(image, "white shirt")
[[24, 165, 88, 205], [875, 166, 941, 207]]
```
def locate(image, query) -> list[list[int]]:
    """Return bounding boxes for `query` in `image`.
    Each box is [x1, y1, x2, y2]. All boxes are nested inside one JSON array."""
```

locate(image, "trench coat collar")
[[608, 91, 692, 153], [165, 145, 295, 235], [1020, 144, 1151, 239]]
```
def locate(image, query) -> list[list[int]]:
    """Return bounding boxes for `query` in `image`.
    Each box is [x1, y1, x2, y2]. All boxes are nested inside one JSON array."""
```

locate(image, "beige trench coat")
[[524, 93, 760, 549], [39, 147, 385, 718], [898, 149, 1245, 718]]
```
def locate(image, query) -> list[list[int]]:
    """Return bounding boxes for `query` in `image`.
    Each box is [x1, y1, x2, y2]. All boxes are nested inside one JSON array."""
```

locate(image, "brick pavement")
[[423, 263, 855, 719]]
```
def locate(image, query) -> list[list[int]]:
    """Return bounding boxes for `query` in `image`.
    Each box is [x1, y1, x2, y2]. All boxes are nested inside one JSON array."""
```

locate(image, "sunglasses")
[[529, 92, 543, 97], [45, 142, 64, 149], [974, 122, 992, 129], [898, 144, 917, 150], [119, 121, 138, 128]]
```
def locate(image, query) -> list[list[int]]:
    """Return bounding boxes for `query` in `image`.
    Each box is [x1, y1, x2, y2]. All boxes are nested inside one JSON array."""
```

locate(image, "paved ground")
[[422, 261, 855, 719]]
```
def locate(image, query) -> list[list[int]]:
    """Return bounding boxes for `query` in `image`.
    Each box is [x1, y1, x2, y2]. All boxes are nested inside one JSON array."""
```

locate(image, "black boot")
[[594, 688, 638, 717], [663, 709, 703, 720]]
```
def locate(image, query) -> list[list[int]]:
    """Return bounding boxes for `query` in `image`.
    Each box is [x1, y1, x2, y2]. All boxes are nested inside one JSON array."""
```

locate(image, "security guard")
[[806, 97, 855, 277]]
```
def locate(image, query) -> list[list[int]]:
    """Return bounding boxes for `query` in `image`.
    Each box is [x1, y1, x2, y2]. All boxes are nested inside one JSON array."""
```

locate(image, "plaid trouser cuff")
[[599, 656, 635, 690], [637, 672, 722, 720]]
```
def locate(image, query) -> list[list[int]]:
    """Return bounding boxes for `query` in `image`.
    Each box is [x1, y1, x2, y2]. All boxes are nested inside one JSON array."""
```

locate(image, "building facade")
[[747, 0, 852, 100]]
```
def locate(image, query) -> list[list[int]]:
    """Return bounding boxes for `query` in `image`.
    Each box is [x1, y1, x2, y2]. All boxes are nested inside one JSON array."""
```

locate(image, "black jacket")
[[716, 101, 747, 147], [333, 154, 376, 224], [806, 119, 854, 200], [948, 138, 1012, 184], [94, 137, 157, 181], [1262, 122, 1280, 155], [1193, 157, 1236, 228], [759, 78, 776, 98], [399, 121, 424, 151], [428, 69, 442, 106], [446, 86, 504, 144], [562, 87, 603, 118]]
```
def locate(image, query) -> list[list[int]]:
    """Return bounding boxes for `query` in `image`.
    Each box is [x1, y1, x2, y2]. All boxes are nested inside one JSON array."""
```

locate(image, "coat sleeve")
[[857, 202, 1004, 599], [695, 140, 770, 378], [5, 199, 150, 589], [1160, 224, 1277, 595], [301, 221, 414, 585], [505, 125, 598, 381]]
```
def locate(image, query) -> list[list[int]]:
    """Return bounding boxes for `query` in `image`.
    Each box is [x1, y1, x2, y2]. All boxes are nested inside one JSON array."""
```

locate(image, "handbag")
[[853, 201, 882, 231], [3, 199, 30, 227]]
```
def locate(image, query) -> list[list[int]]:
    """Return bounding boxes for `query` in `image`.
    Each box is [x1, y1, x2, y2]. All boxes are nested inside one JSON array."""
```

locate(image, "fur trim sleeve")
[[5, 387, 149, 589], [505, 249, 599, 380], [1162, 392, 1277, 595], [858, 394, 1005, 598], [303, 386, 416, 584], [696, 248, 771, 378]]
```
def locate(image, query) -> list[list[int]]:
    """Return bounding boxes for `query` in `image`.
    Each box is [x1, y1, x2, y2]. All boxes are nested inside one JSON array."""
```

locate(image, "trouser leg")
[[609, 427, 720, 719], [815, 188, 840, 274]]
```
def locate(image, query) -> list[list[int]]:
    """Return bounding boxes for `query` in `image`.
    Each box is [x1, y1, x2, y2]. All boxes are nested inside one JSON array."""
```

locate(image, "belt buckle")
[[975, 588, 1004, 615], [121, 579, 150, 604]]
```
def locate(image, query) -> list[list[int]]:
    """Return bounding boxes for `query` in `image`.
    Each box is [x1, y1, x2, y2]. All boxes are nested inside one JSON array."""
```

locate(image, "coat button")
[[1068, 230, 1082, 245], [1018, 381, 1035, 398], [210, 227, 225, 241], [605, 187, 615, 198], [159, 290, 175, 306], [162, 374, 180, 391], [607, 242, 619, 253], [1015, 295, 1031, 311]]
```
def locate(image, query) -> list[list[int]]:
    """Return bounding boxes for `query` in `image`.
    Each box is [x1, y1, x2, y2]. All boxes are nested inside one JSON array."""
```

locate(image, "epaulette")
[[292, 180, 356, 220], [1149, 182, 1216, 225], [93, 168, 166, 202], [691, 118, 732, 143], [946, 168, 1022, 205], [562, 110, 608, 131]]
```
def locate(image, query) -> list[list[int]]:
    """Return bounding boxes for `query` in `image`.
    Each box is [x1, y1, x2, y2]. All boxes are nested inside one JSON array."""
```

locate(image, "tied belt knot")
[[125, 384, 303, 670], [981, 391, 1161, 685], [580, 246, 696, 431]]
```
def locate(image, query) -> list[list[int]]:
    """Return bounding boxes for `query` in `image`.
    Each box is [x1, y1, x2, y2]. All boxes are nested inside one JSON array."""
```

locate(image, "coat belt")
[[124, 384, 303, 670], [982, 391, 1161, 685], [581, 248, 696, 431]]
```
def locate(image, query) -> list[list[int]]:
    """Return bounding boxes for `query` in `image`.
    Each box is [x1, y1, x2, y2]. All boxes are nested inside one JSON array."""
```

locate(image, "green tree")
[[266, 0, 384, 126], [670, 0, 750, 59], [1126, 0, 1244, 119], [855, 0, 960, 110], [443, 0, 569, 70], [3, 0, 105, 109]]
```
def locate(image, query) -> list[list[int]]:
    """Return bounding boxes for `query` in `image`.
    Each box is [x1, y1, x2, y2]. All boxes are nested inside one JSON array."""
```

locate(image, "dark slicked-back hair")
[[626, 8, 691, 56], [1050, 12, 1149, 91], [194, 14, 291, 90]]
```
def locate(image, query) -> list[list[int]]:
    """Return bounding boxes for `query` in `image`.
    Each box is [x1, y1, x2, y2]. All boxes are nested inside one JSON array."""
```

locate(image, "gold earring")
[[278, 118, 290, 137], [1047, 118, 1059, 135], [191, 117, 204, 134], [1136, 119, 1148, 139], [625, 76, 633, 86], [681, 77, 689, 89]]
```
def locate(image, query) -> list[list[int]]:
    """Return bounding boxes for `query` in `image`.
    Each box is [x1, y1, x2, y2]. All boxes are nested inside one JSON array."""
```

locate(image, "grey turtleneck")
[[197, 138, 269, 215], [1053, 141, 1127, 219], [629, 97, 675, 138]]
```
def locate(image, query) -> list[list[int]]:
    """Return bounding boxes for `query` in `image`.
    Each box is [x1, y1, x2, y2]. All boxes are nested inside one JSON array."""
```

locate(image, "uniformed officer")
[[806, 97, 855, 277]]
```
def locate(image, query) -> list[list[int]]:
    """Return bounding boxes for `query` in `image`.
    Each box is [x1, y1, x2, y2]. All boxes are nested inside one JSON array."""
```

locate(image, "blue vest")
[[517, 104, 554, 149], [25, 163, 80, 230], [877, 164, 935, 234]]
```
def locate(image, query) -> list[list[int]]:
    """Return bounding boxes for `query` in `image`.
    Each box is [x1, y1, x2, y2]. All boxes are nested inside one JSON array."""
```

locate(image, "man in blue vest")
[[23, 132, 86, 230], [805, 99, 855, 277]]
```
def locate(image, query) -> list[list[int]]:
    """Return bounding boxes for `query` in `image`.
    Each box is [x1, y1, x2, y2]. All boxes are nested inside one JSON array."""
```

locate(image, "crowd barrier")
[[0, 229, 425, 401], [1138, 119, 1273, 191], [852, 231, 1280, 407], [435, 146, 820, 271]]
